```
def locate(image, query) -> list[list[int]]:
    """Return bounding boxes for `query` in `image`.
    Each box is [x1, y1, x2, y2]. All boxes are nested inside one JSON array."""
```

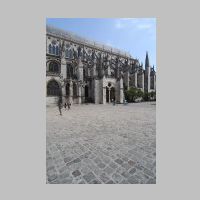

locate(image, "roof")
[[46, 25, 132, 58]]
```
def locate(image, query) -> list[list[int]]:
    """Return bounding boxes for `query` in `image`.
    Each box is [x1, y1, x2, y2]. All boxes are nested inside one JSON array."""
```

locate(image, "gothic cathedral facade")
[[46, 25, 156, 105]]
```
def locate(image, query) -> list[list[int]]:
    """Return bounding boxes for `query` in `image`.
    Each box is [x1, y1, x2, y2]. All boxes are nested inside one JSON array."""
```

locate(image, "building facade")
[[46, 25, 156, 106]]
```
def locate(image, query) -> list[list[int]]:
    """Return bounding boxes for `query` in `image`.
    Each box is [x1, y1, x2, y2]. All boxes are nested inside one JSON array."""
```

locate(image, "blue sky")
[[46, 18, 156, 69]]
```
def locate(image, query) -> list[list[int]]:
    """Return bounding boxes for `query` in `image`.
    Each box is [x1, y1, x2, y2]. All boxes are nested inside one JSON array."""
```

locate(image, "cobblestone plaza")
[[46, 102, 156, 184]]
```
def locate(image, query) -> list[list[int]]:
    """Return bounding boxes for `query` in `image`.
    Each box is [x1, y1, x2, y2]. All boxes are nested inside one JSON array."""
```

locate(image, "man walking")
[[58, 97, 62, 115]]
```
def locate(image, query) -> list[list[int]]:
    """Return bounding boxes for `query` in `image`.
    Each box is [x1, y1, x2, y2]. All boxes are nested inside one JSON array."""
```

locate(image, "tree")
[[125, 87, 144, 102]]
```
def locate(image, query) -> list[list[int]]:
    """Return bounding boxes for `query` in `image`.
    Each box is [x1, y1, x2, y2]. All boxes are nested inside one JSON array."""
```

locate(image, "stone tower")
[[144, 51, 150, 93]]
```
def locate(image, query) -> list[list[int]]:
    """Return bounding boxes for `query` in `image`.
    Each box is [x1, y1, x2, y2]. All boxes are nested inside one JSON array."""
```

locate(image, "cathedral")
[[46, 25, 156, 105]]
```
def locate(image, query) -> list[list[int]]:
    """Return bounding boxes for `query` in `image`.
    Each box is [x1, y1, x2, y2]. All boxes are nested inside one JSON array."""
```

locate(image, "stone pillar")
[[69, 80, 73, 104], [134, 72, 137, 88], [147, 67, 150, 92], [120, 77, 124, 103], [61, 84, 66, 103], [103, 87, 106, 104], [141, 72, 144, 92], [127, 71, 130, 90], [61, 58, 67, 79], [78, 57, 83, 81], [107, 62, 111, 76], [77, 83, 82, 104], [93, 59, 97, 77], [94, 79, 100, 104], [108, 88, 111, 103], [154, 74, 156, 91], [82, 85, 85, 103]]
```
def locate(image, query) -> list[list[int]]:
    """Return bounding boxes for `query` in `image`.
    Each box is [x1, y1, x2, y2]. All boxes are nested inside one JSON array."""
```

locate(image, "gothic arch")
[[47, 79, 62, 96], [47, 60, 60, 73]]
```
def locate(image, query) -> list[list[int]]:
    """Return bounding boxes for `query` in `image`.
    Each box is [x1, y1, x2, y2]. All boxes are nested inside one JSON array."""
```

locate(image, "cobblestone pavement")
[[46, 102, 156, 184]]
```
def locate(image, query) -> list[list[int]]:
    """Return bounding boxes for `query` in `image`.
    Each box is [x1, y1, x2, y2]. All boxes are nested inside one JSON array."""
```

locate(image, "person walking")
[[64, 102, 67, 110], [58, 98, 62, 115], [67, 101, 71, 110]]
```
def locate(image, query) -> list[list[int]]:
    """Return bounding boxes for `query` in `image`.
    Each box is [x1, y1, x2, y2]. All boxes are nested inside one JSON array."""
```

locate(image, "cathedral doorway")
[[110, 87, 115, 101], [106, 87, 109, 103], [47, 80, 61, 96]]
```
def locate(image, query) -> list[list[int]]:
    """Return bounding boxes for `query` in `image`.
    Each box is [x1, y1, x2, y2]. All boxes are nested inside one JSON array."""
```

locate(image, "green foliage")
[[143, 92, 150, 101], [125, 87, 144, 102], [124, 88, 156, 102]]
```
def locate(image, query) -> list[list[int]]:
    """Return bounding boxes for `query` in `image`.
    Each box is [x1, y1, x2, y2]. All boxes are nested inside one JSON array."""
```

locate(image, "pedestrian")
[[64, 102, 67, 110], [112, 99, 115, 106], [58, 98, 62, 115], [67, 101, 71, 110]]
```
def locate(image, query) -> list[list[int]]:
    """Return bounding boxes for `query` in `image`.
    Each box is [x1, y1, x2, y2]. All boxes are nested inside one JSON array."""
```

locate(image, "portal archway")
[[106, 87, 109, 103], [47, 80, 61, 96], [110, 87, 115, 101]]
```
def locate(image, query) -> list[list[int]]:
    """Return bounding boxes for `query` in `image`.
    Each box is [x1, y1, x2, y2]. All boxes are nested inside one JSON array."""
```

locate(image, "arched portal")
[[106, 87, 109, 103], [110, 87, 115, 101], [47, 80, 61, 96]]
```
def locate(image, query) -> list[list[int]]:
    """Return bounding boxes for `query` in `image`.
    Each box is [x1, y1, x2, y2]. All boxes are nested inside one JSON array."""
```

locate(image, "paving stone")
[[120, 180, 129, 184], [103, 166, 114, 175], [89, 179, 102, 184], [83, 172, 96, 183], [78, 180, 86, 184], [106, 180, 115, 184], [128, 160, 135, 166], [146, 178, 156, 184], [72, 170, 81, 177], [99, 173, 110, 183], [97, 162, 106, 169], [94, 157, 102, 165], [46, 103, 156, 184], [112, 173, 123, 183], [114, 158, 123, 165], [48, 174, 57, 182], [143, 168, 155, 177], [109, 162, 118, 169], [121, 162, 132, 170], [129, 168, 136, 175], [128, 176, 139, 184], [121, 171, 130, 178]]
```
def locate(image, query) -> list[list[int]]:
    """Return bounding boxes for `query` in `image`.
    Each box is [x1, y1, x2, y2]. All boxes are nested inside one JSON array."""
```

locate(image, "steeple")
[[145, 51, 150, 69]]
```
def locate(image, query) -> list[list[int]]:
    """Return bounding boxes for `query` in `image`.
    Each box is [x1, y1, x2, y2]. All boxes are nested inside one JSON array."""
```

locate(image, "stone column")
[[82, 85, 85, 103], [134, 72, 137, 88], [69, 80, 73, 104], [120, 77, 124, 103], [93, 58, 97, 77], [61, 58, 67, 79], [77, 83, 82, 104], [141, 72, 144, 92], [108, 88, 111, 103], [78, 57, 83, 81], [103, 87, 106, 104], [94, 79, 100, 104], [107, 62, 111, 76], [127, 71, 130, 90], [147, 67, 150, 92], [61, 84, 66, 103], [154, 74, 156, 91]]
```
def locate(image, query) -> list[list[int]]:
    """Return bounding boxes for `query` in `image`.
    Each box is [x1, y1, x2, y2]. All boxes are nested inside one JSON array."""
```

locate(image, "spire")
[[145, 51, 149, 69]]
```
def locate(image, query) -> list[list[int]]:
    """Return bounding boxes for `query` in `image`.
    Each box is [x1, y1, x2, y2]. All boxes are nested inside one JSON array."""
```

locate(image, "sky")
[[46, 18, 156, 69]]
